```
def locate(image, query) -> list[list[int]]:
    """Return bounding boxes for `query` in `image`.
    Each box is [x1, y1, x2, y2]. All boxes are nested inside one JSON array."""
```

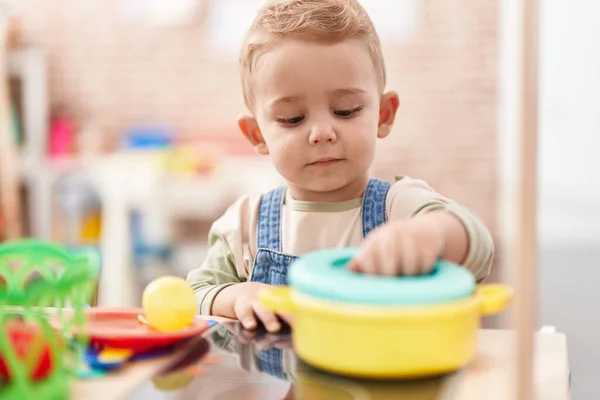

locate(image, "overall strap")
[[361, 178, 392, 238], [256, 186, 286, 251]]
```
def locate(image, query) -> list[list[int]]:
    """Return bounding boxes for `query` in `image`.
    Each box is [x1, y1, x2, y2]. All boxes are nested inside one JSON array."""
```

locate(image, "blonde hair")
[[240, 0, 386, 109]]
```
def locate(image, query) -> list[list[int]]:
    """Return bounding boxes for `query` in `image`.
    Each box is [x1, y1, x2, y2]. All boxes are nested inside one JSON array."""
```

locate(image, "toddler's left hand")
[[349, 214, 446, 276]]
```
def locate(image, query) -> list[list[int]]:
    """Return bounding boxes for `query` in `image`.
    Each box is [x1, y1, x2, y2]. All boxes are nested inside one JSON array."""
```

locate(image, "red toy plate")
[[57, 307, 210, 353]]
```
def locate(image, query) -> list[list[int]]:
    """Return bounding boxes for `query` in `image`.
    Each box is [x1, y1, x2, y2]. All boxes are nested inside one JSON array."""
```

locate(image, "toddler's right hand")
[[234, 282, 282, 333]]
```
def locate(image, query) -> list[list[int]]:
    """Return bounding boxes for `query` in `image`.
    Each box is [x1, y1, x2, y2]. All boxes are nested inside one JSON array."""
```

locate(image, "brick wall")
[[13, 0, 500, 275]]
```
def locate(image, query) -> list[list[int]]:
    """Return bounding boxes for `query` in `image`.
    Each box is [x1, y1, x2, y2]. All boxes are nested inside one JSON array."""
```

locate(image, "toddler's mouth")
[[308, 158, 343, 166]]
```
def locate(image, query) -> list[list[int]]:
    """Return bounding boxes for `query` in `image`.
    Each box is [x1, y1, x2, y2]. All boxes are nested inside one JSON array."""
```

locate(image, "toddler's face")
[[242, 38, 397, 200]]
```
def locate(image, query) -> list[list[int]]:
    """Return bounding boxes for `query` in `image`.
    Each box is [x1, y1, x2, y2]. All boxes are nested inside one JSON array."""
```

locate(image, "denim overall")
[[250, 178, 392, 379]]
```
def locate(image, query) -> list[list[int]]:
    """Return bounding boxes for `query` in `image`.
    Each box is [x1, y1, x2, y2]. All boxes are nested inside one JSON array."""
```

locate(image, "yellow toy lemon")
[[142, 276, 197, 332]]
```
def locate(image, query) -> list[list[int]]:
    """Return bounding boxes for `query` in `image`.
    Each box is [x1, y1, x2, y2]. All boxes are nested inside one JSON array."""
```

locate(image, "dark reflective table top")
[[127, 321, 462, 400]]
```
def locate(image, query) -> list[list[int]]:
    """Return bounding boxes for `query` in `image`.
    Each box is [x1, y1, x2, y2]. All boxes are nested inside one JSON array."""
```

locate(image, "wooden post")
[[516, 0, 539, 398]]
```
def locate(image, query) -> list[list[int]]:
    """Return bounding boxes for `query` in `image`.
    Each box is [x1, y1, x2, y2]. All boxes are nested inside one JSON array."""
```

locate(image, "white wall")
[[500, 0, 600, 251], [538, 0, 600, 245]]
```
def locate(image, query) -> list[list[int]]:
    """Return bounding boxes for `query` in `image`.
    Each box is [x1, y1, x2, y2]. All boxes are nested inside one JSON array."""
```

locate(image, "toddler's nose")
[[308, 124, 337, 144]]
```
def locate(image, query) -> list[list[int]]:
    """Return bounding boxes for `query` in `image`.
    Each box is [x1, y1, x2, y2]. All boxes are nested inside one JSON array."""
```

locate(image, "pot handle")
[[259, 286, 295, 314], [477, 284, 514, 316]]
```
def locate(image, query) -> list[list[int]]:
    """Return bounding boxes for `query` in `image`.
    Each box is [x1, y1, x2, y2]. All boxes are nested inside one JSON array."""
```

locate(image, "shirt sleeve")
[[186, 234, 240, 315], [386, 176, 494, 283], [186, 195, 257, 315]]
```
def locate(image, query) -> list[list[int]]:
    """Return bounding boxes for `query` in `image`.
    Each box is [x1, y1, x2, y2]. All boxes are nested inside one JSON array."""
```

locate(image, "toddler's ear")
[[377, 91, 400, 139], [238, 115, 269, 155]]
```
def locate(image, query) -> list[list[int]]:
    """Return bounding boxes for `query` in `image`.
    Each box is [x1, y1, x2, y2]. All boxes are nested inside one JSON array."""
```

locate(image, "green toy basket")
[[0, 239, 101, 400]]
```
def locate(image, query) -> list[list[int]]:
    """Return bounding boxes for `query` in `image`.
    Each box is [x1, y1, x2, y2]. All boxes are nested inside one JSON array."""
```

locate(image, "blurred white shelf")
[[158, 174, 233, 219], [18, 151, 283, 307], [8, 48, 50, 239]]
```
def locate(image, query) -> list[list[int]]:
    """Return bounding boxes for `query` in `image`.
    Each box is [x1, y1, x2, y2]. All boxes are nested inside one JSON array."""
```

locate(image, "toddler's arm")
[[350, 176, 493, 282], [186, 230, 243, 315], [186, 197, 283, 332]]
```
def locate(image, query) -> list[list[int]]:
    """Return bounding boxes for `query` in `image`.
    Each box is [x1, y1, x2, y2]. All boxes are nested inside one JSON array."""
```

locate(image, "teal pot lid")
[[288, 248, 476, 305]]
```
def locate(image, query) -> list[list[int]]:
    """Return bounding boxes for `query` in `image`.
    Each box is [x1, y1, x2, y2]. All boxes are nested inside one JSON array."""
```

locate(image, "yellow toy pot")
[[260, 248, 513, 379]]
